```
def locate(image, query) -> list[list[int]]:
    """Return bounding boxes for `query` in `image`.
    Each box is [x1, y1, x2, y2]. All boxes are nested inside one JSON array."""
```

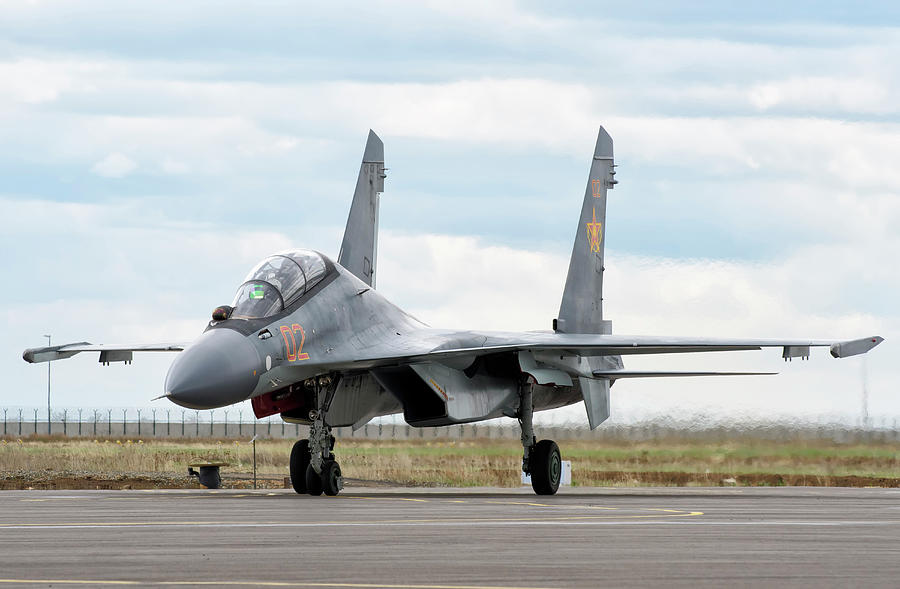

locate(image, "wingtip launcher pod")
[[22, 342, 90, 364], [830, 336, 884, 358]]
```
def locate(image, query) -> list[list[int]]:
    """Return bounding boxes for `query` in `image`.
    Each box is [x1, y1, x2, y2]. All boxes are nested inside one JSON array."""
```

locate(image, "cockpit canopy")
[[230, 249, 328, 319]]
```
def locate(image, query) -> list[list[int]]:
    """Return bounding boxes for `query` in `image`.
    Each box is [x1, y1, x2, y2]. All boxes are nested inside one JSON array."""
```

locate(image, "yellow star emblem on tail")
[[586, 207, 602, 253]]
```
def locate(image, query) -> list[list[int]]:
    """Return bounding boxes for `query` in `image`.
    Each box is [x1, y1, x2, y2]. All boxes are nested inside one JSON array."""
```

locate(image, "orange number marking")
[[292, 324, 310, 361], [279, 323, 310, 362], [280, 325, 297, 362]]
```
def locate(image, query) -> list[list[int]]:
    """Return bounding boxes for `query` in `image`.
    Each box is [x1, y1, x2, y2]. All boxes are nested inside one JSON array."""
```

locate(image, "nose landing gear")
[[288, 375, 344, 497]]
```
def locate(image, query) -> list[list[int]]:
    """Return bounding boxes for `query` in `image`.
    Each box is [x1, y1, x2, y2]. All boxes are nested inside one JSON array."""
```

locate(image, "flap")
[[518, 351, 573, 386]]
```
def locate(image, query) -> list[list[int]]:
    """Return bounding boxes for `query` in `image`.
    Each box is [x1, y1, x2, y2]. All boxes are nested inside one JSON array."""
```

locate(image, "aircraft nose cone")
[[165, 329, 261, 409]]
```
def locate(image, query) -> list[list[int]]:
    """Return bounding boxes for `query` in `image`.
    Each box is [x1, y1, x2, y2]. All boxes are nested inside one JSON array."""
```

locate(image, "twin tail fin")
[[338, 130, 386, 287]]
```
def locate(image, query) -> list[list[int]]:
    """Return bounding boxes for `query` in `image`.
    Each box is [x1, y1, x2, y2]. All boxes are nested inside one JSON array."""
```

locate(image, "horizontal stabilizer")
[[592, 370, 777, 378]]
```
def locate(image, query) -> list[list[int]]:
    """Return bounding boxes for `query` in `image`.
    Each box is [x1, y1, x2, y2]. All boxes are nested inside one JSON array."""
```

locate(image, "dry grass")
[[1, 436, 898, 487]]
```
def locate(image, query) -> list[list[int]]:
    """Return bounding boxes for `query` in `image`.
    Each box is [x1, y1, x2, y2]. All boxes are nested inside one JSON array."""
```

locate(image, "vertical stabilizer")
[[580, 377, 610, 429], [338, 130, 386, 287], [556, 127, 616, 430], [556, 127, 615, 335]]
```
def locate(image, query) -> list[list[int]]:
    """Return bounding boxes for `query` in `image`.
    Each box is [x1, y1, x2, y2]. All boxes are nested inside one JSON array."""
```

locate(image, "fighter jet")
[[23, 127, 883, 496]]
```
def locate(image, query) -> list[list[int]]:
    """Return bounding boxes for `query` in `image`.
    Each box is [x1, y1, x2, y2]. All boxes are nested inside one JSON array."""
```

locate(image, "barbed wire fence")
[[1, 407, 899, 443]]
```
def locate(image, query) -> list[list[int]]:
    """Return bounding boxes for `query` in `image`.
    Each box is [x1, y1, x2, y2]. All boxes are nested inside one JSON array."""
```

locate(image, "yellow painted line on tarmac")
[[162, 582, 556, 588], [0, 581, 137, 586], [475, 500, 642, 512], [0, 509, 704, 529], [485, 500, 553, 508], [0, 521, 235, 528], [0, 580, 557, 589], [20, 496, 92, 501], [104, 493, 274, 500], [495, 503, 617, 511], [340, 495, 430, 503]]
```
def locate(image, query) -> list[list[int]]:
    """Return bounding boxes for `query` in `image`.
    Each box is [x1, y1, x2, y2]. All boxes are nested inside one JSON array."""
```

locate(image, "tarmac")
[[0, 486, 898, 588]]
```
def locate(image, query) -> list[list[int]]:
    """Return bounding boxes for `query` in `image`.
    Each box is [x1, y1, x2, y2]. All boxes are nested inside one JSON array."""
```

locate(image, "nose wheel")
[[302, 458, 342, 496], [320, 460, 343, 496], [289, 439, 311, 494]]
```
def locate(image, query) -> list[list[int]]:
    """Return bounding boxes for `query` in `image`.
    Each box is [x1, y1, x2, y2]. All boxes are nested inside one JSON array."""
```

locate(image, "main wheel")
[[529, 439, 561, 495], [289, 440, 310, 494], [305, 463, 323, 496], [321, 460, 343, 496]]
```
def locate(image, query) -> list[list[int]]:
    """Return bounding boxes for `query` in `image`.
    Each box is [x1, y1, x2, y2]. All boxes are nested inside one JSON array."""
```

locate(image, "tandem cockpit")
[[213, 249, 331, 322], [165, 249, 332, 411]]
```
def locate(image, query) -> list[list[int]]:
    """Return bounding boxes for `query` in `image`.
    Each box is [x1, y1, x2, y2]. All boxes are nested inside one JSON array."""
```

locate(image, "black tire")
[[305, 463, 323, 496], [530, 439, 561, 495], [289, 440, 310, 494], [321, 460, 342, 496]]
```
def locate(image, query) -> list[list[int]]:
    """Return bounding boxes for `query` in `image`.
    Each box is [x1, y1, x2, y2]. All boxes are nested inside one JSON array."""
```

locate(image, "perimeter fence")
[[1, 407, 899, 443]]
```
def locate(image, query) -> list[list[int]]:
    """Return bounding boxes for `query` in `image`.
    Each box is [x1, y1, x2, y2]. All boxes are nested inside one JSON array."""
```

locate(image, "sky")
[[1, 1, 897, 427]]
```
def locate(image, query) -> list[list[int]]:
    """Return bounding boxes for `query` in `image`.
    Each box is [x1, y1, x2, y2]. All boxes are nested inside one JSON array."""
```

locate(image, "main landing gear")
[[519, 379, 562, 495], [289, 375, 344, 497]]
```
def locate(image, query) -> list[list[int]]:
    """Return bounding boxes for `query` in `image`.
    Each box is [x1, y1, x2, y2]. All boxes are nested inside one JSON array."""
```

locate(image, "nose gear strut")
[[288, 374, 344, 496]]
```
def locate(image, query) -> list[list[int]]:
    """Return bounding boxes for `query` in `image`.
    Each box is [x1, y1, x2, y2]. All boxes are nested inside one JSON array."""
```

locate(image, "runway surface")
[[1, 486, 899, 588]]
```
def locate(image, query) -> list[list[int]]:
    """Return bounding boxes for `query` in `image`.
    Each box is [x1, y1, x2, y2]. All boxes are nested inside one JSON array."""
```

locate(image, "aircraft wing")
[[22, 342, 189, 365], [346, 331, 884, 371]]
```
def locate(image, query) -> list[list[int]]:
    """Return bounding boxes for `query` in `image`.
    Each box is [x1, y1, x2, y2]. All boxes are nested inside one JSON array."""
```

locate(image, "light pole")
[[250, 435, 259, 490], [44, 334, 51, 434]]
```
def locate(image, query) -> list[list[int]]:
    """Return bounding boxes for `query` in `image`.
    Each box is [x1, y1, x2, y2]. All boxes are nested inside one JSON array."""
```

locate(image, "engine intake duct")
[[370, 366, 447, 426]]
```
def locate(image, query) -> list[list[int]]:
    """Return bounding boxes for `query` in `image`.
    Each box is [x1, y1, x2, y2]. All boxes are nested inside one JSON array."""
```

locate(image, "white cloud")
[[607, 116, 900, 193], [0, 58, 79, 104], [6, 67, 896, 197], [160, 157, 189, 175], [747, 77, 892, 113], [0, 43, 896, 195], [90, 152, 137, 178]]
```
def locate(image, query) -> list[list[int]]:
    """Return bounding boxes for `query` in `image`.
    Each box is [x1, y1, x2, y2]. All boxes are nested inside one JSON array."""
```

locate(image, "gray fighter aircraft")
[[23, 127, 883, 496]]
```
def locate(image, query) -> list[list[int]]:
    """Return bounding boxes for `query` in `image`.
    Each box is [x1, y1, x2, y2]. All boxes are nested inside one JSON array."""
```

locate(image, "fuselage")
[[163, 251, 600, 426]]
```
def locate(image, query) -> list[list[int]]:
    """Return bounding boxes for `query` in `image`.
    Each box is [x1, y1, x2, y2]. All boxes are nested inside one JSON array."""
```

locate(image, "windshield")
[[231, 281, 283, 319], [230, 249, 328, 319]]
